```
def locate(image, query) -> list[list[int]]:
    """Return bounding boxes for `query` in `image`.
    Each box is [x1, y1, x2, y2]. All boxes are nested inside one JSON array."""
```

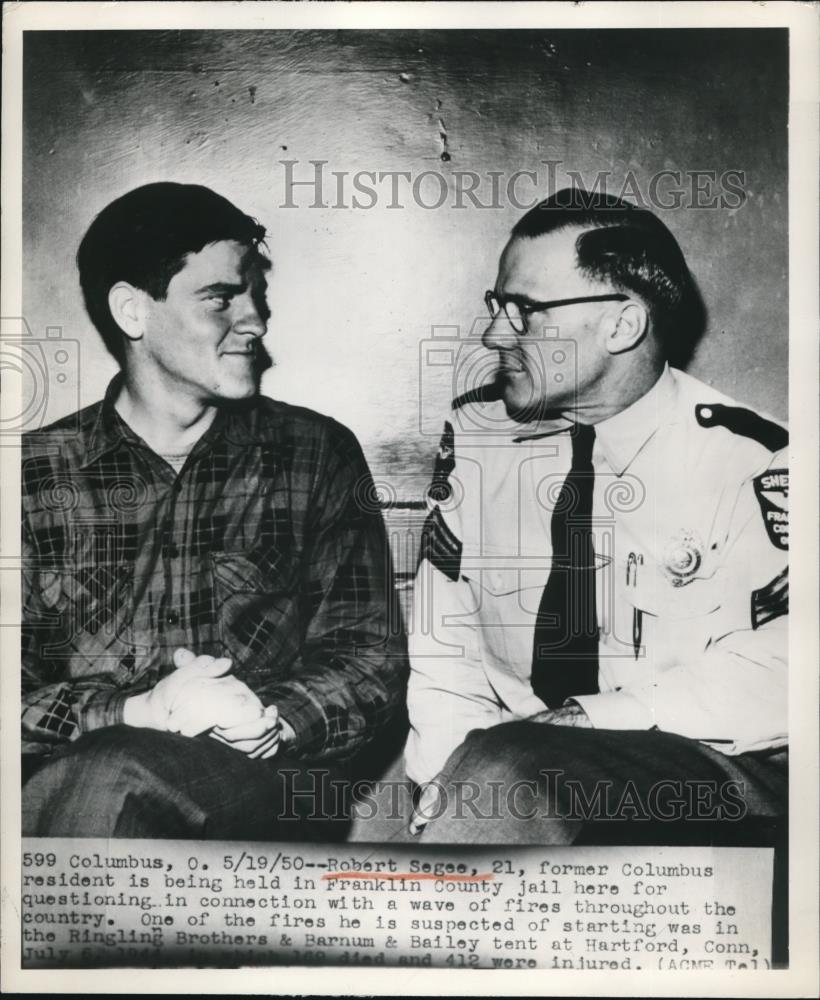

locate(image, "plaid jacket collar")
[[79, 374, 271, 469]]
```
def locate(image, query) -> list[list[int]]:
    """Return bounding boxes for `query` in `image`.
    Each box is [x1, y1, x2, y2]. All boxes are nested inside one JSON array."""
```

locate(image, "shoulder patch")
[[695, 403, 788, 451], [418, 504, 462, 582], [752, 567, 788, 629], [753, 469, 789, 549]]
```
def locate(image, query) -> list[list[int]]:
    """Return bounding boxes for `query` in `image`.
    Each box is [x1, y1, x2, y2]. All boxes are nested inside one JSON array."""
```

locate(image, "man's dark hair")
[[77, 182, 270, 364], [512, 188, 703, 359]]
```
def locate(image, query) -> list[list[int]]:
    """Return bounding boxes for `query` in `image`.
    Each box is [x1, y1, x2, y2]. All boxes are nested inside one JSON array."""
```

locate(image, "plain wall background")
[[23, 29, 788, 494]]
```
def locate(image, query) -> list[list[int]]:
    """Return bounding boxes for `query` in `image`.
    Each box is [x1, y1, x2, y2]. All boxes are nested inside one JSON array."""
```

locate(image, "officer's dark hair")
[[77, 182, 270, 364], [511, 187, 701, 358]]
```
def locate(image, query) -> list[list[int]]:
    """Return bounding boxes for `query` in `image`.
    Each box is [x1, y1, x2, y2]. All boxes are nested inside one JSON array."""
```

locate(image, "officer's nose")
[[481, 309, 519, 351]]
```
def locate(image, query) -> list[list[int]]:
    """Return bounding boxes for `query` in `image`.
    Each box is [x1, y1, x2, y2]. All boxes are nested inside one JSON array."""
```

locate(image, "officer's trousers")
[[417, 722, 787, 844]]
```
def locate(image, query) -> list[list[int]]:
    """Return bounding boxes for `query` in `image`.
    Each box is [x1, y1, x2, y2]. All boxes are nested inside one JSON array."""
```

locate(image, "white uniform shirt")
[[405, 367, 788, 785]]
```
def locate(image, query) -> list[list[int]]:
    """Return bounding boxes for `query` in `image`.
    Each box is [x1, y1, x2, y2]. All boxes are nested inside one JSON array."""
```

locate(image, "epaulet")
[[451, 381, 501, 411], [695, 403, 788, 452]]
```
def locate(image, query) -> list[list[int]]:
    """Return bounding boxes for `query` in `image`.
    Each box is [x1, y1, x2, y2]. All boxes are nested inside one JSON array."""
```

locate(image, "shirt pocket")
[[620, 570, 722, 671], [25, 561, 137, 680], [459, 565, 549, 680], [469, 566, 545, 597], [462, 564, 549, 618], [211, 549, 300, 675]]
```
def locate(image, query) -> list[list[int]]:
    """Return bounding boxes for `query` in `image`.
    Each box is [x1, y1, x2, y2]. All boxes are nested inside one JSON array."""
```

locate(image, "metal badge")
[[661, 529, 703, 587]]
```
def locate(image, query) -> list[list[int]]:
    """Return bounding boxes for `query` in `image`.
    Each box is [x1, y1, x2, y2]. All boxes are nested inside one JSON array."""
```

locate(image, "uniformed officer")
[[405, 189, 788, 843]]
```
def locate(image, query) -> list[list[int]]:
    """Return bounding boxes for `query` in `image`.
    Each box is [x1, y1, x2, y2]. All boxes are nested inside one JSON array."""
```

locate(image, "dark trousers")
[[22, 725, 352, 841], [418, 722, 787, 845]]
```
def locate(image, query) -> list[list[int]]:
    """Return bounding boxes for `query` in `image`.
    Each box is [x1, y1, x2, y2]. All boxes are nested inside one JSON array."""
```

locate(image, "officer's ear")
[[601, 299, 648, 355], [108, 282, 149, 342]]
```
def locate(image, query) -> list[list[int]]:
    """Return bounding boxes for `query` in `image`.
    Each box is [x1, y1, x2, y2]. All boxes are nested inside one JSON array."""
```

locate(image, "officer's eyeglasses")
[[484, 290, 629, 334]]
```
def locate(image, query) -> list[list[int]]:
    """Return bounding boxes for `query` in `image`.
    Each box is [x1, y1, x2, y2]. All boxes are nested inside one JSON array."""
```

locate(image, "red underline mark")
[[321, 872, 494, 883]]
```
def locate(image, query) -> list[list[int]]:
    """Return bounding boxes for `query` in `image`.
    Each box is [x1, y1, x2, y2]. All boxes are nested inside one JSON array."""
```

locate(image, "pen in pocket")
[[626, 552, 644, 660]]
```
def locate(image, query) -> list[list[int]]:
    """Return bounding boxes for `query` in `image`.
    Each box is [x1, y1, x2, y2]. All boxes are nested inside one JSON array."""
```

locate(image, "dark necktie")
[[531, 423, 600, 707]]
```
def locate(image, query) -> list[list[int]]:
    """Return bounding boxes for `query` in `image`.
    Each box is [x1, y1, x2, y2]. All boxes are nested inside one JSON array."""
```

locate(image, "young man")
[[22, 182, 407, 839], [406, 189, 787, 843]]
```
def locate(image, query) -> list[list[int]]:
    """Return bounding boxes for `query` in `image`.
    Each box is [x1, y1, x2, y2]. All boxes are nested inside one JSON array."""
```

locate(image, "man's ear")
[[602, 300, 648, 355], [108, 282, 148, 342]]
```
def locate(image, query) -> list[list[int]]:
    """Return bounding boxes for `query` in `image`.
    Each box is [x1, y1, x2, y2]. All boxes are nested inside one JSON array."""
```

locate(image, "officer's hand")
[[525, 703, 593, 727]]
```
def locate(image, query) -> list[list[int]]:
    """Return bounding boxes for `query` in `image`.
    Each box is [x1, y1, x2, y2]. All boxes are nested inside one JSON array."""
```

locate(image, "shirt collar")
[[79, 374, 130, 468], [594, 364, 678, 475], [80, 374, 269, 468]]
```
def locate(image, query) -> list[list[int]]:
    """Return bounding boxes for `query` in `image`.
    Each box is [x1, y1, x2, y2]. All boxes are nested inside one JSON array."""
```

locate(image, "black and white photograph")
[[2, 1, 817, 994]]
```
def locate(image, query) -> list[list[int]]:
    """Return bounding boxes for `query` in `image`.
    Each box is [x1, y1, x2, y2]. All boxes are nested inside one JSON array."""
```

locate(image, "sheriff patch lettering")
[[753, 469, 788, 549]]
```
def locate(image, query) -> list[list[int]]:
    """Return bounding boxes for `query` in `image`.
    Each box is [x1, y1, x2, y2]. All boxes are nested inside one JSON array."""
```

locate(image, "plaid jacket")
[[22, 378, 407, 760]]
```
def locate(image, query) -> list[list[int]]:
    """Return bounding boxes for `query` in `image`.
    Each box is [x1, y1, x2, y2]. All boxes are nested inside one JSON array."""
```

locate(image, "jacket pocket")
[[211, 550, 300, 673], [26, 561, 136, 680]]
